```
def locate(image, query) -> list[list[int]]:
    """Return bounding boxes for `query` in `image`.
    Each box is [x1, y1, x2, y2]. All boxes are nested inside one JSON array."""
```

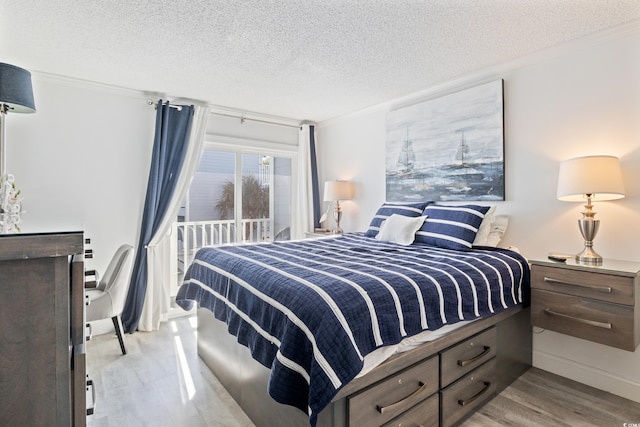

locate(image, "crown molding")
[[31, 71, 303, 127], [32, 71, 147, 100]]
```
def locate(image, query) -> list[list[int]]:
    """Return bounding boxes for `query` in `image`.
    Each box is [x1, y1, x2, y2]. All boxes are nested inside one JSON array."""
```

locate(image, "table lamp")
[[556, 155, 625, 265], [323, 180, 354, 234]]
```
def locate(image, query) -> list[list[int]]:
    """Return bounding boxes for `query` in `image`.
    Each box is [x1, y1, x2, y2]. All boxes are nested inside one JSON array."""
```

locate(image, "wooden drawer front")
[[349, 355, 439, 427], [441, 358, 496, 427], [381, 393, 439, 427], [440, 327, 496, 387], [72, 349, 87, 426], [531, 289, 635, 351], [70, 255, 86, 347], [531, 265, 634, 305]]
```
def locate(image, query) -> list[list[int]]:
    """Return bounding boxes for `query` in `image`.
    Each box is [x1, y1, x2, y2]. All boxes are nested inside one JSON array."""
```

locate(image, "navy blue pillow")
[[365, 201, 431, 237], [415, 204, 490, 250]]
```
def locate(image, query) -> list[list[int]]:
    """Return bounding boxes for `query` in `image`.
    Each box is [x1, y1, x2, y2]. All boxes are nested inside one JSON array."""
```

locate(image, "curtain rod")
[[146, 99, 309, 129], [210, 111, 301, 129]]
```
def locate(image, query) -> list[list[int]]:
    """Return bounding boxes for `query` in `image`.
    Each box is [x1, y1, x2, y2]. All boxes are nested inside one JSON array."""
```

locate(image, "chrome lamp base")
[[576, 246, 602, 265], [332, 201, 343, 234], [575, 205, 602, 265]]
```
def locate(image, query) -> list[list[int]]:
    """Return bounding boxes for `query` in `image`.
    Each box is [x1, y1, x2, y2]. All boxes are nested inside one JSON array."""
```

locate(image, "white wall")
[[317, 25, 640, 402], [7, 75, 154, 273]]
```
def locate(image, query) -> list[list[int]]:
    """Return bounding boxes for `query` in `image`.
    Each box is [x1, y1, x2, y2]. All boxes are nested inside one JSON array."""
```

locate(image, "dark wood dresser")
[[0, 232, 87, 426]]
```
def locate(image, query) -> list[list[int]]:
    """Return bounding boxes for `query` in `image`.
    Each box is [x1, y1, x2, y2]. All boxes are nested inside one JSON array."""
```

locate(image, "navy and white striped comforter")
[[176, 233, 530, 426]]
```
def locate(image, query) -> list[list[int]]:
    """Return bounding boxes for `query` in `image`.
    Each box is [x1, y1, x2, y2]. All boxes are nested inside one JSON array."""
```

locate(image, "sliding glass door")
[[240, 153, 293, 242], [170, 146, 293, 295]]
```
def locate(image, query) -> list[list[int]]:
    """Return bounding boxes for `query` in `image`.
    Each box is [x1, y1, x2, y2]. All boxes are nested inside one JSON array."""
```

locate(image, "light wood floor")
[[87, 315, 640, 427]]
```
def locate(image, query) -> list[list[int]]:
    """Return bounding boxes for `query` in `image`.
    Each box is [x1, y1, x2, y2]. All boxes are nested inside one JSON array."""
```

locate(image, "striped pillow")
[[415, 204, 491, 250], [364, 201, 431, 237]]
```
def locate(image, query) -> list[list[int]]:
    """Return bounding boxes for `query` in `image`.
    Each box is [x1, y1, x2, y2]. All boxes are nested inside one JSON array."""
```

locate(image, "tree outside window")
[[216, 175, 269, 238]]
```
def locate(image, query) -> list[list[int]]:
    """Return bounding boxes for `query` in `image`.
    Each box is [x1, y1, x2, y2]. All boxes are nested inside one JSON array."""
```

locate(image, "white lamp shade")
[[557, 155, 625, 202], [324, 180, 354, 201]]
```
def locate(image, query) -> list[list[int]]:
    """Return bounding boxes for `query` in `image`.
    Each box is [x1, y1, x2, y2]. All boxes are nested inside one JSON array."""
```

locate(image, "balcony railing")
[[169, 218, 273, 296]]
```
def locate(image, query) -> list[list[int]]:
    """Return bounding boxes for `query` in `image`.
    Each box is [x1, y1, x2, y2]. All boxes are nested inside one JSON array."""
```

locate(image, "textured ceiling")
[[2, 1, 640, 122]]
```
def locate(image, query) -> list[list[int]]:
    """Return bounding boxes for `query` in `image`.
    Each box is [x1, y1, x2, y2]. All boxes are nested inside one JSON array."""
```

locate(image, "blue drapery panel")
[[122, 100, 194, 333], [309, 125, 321, 229]]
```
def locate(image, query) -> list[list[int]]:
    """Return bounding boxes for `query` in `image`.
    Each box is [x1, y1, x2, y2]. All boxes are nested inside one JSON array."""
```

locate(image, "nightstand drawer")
[[531, 289, 635, 350], [531, 265, 634, 305]]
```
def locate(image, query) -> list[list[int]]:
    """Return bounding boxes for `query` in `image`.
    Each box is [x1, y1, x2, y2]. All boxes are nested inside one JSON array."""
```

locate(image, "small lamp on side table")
[[556, 155, 625, 265], [323, 180, 354, 234]]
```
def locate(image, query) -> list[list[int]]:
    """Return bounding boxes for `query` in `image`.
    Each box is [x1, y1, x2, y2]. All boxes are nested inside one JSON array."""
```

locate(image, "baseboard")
[[533, 349, 640, 403]]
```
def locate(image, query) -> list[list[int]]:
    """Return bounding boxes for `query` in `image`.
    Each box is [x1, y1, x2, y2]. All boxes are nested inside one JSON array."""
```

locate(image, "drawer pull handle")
[[86, 378, 96, 415], [543, 277, 612, 293], [457, 345, 491, 367], [376, 381, 427, 414], [543, 308, 612, 329], [458, 381, 491, 407]]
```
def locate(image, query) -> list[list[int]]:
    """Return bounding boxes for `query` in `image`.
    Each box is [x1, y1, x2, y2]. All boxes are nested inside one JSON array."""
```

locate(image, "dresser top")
[[530, 257, 640, 276], [0, 231, 84, 261]]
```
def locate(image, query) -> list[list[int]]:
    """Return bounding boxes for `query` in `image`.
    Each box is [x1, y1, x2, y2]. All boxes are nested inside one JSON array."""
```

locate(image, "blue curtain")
[[309, 125, 321, 229], [122, 101, 194, 333]]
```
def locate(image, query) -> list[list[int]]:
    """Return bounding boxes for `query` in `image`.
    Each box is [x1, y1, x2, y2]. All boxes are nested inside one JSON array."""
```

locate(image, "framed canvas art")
[[386, 80, 504, 202]]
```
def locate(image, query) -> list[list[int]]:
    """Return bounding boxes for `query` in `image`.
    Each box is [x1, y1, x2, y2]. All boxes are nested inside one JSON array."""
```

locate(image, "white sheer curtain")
[[291, 124, 316, 239], [137, 103, 210, 331]]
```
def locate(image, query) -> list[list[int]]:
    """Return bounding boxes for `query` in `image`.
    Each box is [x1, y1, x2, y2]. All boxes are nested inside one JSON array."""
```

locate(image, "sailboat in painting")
[[396, 131, 416, 174], [455, 132, 469, 167], [446, 132, 483, 180]]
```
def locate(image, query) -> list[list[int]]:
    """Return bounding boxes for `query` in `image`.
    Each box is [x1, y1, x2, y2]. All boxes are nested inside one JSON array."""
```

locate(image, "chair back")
[[99, 244, 135, 313]]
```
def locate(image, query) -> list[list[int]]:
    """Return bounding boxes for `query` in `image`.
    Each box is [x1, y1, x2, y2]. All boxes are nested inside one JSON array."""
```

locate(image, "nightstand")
[[530, 258, 640, 351], [304, 231, 335, 238]]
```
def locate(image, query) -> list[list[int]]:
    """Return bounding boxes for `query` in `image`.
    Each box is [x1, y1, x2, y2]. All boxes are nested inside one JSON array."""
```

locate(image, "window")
[[170, 140, 295, 295]]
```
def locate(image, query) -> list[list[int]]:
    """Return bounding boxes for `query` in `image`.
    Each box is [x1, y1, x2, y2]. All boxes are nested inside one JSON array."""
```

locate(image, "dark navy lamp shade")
[[0, 62, 36, 113]]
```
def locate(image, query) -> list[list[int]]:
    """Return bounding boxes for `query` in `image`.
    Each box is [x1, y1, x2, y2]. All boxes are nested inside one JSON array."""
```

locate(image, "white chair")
[[85, 244, 134, 355]]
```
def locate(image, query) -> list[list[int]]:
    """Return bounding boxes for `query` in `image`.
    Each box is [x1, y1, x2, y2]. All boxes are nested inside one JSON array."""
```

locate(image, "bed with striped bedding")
[[176, 233, 530, 426]]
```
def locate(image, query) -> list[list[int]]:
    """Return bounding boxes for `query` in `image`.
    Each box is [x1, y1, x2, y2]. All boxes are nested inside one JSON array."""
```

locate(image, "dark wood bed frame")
[[197, 305, 531, 427]]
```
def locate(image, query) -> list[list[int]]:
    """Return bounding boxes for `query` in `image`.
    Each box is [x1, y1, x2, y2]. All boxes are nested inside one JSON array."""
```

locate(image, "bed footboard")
[[197, 306, 531, 427]]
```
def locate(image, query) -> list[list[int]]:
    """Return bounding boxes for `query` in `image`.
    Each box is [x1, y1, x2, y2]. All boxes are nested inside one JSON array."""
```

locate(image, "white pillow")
[[472, 205, 496, 246], [375, 214, 427, 246], [485, 215, 509, 247]]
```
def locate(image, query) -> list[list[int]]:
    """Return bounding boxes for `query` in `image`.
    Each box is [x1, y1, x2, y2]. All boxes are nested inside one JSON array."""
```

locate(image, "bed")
[[176, 216, 532, 427]]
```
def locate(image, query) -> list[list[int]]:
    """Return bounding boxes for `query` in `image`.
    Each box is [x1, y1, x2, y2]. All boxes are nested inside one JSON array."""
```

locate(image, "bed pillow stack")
[[414, 204, 490, 251], [366, 202, 508, 250], [364, 201, 431, 237]]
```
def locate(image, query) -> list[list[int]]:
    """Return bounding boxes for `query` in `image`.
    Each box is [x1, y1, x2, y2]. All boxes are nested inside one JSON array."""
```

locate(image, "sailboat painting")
[[386, 80, 504, 202]]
